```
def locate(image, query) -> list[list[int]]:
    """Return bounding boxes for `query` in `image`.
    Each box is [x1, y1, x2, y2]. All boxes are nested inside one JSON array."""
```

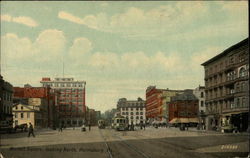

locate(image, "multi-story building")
[[40, 77, 86, 127], [201, 38, 249, 131], [145, 86, 183, 123], [0, 77, 14, 132], [193, 86, 206, 127], [169, 90, 199, 123], [117, 98, 146, 125], [13, 86, 55, 128]]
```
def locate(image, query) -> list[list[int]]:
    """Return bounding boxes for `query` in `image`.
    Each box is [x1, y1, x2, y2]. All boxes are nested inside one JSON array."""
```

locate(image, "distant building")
[[169, 90, 199, 123], [13, 86, 55, 128], [193, 86, 206, 126], [40, 77, 86, 127], [201, 38, 249, 131], [0, 77, 14, 132], [145, 86, 183, 123], [117, 97, 146, 125]]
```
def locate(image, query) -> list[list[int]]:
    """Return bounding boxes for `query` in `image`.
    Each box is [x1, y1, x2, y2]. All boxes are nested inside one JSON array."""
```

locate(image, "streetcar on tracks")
[[112, 116, 129, 131], [98, 119, 106, 129]]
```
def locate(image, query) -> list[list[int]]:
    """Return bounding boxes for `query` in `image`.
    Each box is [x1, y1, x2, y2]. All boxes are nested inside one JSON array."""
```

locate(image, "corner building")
[[117, 98, 146, 125], [40, 77, 86, 127], [202, 38, 249, 131], [145, 86, 183, 123]]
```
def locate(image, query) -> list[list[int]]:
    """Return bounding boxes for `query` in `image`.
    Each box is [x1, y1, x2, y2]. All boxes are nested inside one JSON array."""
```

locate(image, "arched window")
[[239, 67, 246, 77], [130, 116, 133, 119]]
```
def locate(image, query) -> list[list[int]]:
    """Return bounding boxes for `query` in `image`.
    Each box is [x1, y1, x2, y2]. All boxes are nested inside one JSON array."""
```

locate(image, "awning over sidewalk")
[[169, 118, 199, 124]]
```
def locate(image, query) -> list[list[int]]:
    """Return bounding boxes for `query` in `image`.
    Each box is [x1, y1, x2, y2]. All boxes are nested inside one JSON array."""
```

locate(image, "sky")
[[0, 1, 248, 113]]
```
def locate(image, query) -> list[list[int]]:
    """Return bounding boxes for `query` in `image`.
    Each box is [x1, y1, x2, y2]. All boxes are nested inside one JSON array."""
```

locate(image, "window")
[[136, 112, 139, 115], [201, 92, 204, 98], [15, 113, 18, 118], [67, 83, 71, 87], [21, 113, 24, 118], [15, 106, 18, 110], [140, 112, 143, 115], [241, 82, 246, 91], [27, 112, 30, 118], [239, 67, 246, 77], [122, 112, 125, 115], [136, 116, 139, 119], [130, 116, 133, 119], [130, 112, 133, 115], [242, 98, 246, 107], [236, 98, 240, 107], [201, 101, 204, 107], [126, 112, 128, 115], [21, 106, 23, 110], [140, 116, 143, 119]]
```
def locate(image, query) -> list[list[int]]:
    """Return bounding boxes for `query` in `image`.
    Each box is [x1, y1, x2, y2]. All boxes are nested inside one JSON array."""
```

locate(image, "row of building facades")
[[0, 38, 249, 132], [0, 76, 101, 131], [115, 38, 249, 131]]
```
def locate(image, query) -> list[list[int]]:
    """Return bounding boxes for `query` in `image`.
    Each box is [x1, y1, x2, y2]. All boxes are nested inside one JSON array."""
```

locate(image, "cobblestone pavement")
[[0, 126, 248, 158]]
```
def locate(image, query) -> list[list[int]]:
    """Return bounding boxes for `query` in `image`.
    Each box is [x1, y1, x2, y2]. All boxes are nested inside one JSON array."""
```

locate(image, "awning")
[[169, 118, 198, 124], [221, 111, 247, 116]]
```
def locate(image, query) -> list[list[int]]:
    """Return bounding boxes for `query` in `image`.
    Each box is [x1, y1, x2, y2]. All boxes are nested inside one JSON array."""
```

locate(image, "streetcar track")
[[112, 132, 152, 158], [99, 129, 113, 158], [100, 129, 152, 158]]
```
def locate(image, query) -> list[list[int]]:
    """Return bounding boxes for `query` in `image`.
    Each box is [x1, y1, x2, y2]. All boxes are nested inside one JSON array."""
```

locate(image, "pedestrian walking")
[[143, 123, 146, 130], [88, 123, 91, 131], [28, 122, 35, 137], [59, 123, 63, 132]]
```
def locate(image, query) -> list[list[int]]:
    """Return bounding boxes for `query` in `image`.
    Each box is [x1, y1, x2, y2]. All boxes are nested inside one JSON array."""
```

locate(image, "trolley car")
[[98, 120, 105, 129], [112, 116, 129, 131]]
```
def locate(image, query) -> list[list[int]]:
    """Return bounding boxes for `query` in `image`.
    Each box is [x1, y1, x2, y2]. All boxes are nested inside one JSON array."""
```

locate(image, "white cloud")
[[1, 14, 12, 22], [1, 29, 66, 65], [58, 11, 85, 25], [68, 37, 92, 64], [58, 2, 208, 37], [89, 52, 119, 67], [34, 29, 66, 57], [1, 14, 38, 27], [12, 16, 38, 27]]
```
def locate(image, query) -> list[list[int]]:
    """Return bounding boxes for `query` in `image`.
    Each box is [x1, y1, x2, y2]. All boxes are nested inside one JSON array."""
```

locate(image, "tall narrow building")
[[40, 77, 86, 127]]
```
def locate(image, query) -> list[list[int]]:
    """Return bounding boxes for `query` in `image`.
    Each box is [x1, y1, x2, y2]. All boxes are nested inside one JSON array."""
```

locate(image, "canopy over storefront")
[[169, 118, 199, 124]]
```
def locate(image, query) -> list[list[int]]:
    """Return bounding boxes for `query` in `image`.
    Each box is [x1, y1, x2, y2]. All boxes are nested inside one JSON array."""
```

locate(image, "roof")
[[14, 87, 49, 98], [201, 38, 248, 66], [171, 90, 198, 101]]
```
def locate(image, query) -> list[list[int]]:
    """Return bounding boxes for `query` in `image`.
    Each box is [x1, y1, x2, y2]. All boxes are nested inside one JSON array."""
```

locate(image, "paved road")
[[0, 127, 248, 158]]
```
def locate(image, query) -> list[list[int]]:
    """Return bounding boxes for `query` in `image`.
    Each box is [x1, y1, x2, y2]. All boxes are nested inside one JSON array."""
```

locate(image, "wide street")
[[0, 126, 248, 158]]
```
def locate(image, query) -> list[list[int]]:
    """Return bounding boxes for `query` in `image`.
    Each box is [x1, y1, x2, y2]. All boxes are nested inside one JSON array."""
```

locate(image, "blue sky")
[[0, 1, 248, 112]]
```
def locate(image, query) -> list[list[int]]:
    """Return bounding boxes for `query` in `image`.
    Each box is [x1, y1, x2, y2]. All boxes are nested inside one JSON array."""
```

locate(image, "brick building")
[[145, 86, 183, 123], [169, 90, 199, 124], [201, 38, 249, 131], [40, 77, 86, 127]]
